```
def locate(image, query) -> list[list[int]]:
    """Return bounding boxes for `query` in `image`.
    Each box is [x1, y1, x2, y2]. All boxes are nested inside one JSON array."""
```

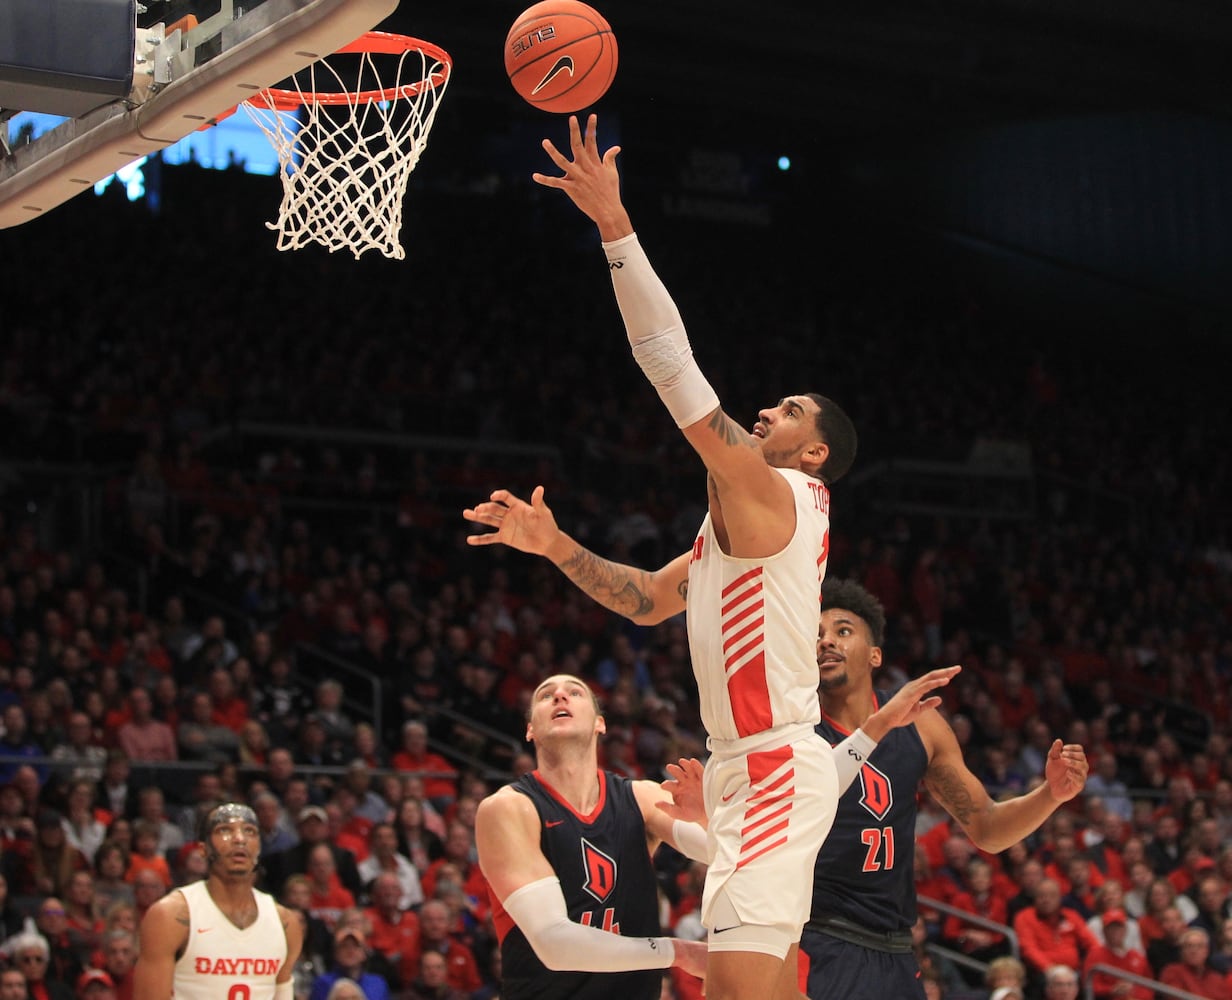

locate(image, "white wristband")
[[502, 876, 675, 972], [832, 728, 878, 792]]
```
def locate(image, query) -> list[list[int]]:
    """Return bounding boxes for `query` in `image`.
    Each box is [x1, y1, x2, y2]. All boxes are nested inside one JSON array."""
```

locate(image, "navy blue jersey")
[[811, 685, 930, 933], [493, 770, 663, 1000]]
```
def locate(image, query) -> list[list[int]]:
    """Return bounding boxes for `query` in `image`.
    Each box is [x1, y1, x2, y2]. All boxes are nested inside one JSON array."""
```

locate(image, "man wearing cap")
[[307, 926, 390, 1000], [1081, 909, 1153, 999], [133, 802, 303, 1000], [75, 970, 115, 1000], [261, 805, 362, 899]]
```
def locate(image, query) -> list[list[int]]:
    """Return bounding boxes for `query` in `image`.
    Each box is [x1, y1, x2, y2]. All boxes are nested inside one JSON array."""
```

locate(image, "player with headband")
[[134, 802, 303, 1000]]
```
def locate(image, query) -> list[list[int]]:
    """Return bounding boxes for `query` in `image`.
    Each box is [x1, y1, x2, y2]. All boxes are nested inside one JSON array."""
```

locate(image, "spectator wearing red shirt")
[[363, 871, 422, 989], [1045, 834, 1106, 897], [419, 822, 489, 921], [1159, 928, 1231, 1000], [943, 857, 1011, 963], [391, 721, 458, 808], [1082, 909, 1153, 1000], [915, 841, 962, 938], [205, 668, 249, 733], [417, 900, 481, 995], [1013, 878, 1100, 983], [306, 842, 357, 932]]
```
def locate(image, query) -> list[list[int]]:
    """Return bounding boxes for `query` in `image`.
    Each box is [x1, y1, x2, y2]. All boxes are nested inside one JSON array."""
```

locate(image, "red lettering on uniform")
[[581, 839, 618, 903], [690, 536, 704, 563], [860, 826, 896, 872], [806, 481, 830, 514], [196, 958, 281, 976], [579, 909, 621, 934]]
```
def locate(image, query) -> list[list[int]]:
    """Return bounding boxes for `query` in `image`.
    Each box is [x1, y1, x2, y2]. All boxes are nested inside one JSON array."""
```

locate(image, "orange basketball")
[[504, 0, 618, 114]]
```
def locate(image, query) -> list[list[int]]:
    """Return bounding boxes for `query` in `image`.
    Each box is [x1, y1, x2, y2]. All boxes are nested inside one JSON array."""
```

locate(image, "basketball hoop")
[[241, 32, 451, 260]]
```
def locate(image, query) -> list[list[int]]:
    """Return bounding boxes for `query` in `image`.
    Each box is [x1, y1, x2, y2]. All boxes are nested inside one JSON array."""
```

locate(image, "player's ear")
[[803, 440, 829, 476], [595, 715, 606, 736], [525, 722, 535, 743], [869, 645, 883, 669]]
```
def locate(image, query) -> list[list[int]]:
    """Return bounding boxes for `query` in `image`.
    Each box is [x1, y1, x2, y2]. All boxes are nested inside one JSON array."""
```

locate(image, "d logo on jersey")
[[858, 762, 893, 821], [580, 838, 617, 902]]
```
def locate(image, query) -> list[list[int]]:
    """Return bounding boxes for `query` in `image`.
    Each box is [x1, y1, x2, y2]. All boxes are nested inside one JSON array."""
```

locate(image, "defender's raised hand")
[[1044, 740, 1089, 802], [463, 485, 561, 556]]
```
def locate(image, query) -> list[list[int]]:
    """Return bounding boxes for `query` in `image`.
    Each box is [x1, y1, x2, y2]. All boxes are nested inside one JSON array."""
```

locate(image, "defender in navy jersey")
[[801, 580, 1090, 1000], [476, 675, 709, 1000]]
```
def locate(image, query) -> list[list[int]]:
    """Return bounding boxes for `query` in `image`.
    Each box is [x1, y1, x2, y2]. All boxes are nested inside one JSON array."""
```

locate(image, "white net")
[[241, 35, 451, 260]]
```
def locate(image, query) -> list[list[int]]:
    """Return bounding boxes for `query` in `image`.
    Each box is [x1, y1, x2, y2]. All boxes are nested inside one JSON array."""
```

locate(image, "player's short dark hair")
[[821, 578, 886, 647], [807, 393, 857, 484]]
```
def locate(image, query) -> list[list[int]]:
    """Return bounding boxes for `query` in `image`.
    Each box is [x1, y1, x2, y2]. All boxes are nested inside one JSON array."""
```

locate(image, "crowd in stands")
[[0, 155, 1229, 1000]]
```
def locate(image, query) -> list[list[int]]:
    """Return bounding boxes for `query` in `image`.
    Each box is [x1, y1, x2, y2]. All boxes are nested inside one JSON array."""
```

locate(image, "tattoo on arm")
[[558, 549, 654, 618], [176, 915, 189, 927], [926, 763, 979, 827], [707, 410, 754, 449]]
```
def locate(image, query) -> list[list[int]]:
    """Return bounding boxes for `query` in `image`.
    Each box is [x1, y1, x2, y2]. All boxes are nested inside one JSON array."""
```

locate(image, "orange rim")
[[249, 32, 452, 111]]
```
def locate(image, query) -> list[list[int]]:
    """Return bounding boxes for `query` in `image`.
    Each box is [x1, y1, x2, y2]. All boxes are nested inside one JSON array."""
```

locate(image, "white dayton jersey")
[[687, 466, 830, 746], [174, 880, 287, 1000]]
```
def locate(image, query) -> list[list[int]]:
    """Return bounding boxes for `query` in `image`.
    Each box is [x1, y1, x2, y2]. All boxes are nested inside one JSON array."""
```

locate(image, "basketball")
[[504, 0, 618, 114]]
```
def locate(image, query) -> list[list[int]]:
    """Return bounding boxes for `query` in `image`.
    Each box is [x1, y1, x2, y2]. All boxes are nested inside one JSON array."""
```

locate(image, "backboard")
[[0, 0, 399, 229]]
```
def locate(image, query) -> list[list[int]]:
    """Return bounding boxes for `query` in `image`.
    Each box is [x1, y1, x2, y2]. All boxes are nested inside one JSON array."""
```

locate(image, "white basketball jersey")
[[686, 467, 830, 746], [173, 880, 286, 1000]]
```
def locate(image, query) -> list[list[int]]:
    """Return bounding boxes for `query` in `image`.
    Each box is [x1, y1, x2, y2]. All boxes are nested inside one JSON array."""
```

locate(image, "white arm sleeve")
[[502, 876, 675, 972], [670, 820, 712, 864], [602, 233, 719, 428], [831, 728, 878, 792], [275, 982, 293, 1000]]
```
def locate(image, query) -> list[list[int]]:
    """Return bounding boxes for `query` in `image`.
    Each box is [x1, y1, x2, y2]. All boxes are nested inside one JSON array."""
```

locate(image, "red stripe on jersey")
[[746, 788, 794, 819], [727, 650, 772, 736], [721, 599, 762, 636], [737, 832, 789, 869], [747, 746, 794, 785], [749, 768, 794, 804], [722, 567, 763, 599], [741, 801, 793, 837], [722, 614, 765, 655], [720, 582, 763, 619], [724, 631, 765, 673], [742, 816, 791, 854]]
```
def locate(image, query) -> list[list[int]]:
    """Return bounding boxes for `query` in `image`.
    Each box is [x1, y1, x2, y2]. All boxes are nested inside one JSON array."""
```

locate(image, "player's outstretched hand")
[[531, 114, 623, 224], [863, 665, 962, 742], [463, 485, 560, 556], [1044, 739, 1088, 802], [671, 938, 708, 980], [656, 757, 706, 826]]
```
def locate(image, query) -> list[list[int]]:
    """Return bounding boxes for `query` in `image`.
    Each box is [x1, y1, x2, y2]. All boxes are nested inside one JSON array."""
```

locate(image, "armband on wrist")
[[832, 727, 878, 792]]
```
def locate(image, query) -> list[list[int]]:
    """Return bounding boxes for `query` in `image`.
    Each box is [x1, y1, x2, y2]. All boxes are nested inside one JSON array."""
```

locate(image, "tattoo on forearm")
[[926, 764, 979, 826], [176, 916, 190, 926], [707, 410, 752, 448], [559, 548, 654, 617]]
